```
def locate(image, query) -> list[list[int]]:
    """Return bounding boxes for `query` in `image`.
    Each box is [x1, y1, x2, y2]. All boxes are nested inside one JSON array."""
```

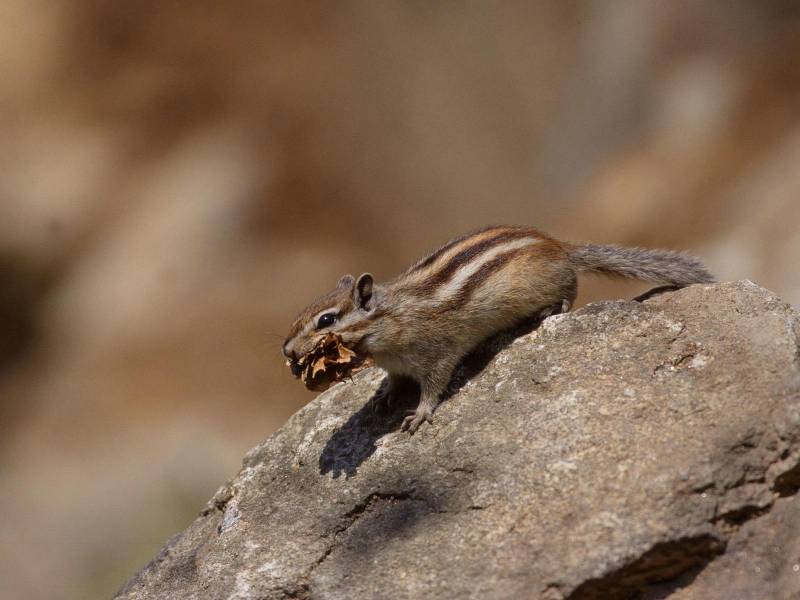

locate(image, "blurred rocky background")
[[0, 2, 798, 598]]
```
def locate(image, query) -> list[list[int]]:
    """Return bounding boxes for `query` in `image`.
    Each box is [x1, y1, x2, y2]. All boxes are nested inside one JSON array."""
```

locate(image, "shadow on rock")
[[319, 312, 550, 478], [318, 376, 418, 479]]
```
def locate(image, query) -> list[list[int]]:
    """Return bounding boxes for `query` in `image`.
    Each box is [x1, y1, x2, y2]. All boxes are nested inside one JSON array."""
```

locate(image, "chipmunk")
[[283, 225, 713, 433]]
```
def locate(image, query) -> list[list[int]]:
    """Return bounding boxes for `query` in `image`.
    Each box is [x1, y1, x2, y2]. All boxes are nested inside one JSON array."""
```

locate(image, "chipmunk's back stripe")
[[447, 246, 533, 310], [408, 227, 539, 295], [434, 236, 543, 302], [405, 225, 507, 275]]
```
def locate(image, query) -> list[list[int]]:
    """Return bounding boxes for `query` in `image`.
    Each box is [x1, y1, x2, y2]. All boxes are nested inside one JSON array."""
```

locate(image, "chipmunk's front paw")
[[370, 379, 394, 413], [400, 407, 433, 434]]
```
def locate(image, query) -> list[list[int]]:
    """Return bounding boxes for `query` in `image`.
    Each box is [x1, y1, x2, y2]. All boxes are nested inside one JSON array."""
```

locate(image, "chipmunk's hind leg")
[[548, 270, 577, 317], [536, 273, 576, 320], [537, 298, 572, 320]]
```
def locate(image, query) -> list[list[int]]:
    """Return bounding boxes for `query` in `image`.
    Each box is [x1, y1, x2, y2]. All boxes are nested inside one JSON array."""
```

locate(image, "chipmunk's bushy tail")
[[570, 244, 715, 287]]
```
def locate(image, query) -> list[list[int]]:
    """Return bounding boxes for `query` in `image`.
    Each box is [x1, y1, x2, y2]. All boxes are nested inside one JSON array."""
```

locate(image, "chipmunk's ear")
[[337, 274, 355, 289], [354, 273, 373, 309]]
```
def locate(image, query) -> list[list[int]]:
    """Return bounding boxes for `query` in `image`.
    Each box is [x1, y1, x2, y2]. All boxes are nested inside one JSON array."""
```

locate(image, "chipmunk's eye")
[[316, 312, 337, 330]]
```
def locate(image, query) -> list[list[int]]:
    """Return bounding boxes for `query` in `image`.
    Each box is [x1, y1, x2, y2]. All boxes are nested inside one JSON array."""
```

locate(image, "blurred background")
[[1, 1, 799, 598]]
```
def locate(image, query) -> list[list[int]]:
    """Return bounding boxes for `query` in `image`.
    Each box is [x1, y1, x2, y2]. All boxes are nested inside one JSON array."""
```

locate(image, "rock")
[[116, 281, 800, 600]]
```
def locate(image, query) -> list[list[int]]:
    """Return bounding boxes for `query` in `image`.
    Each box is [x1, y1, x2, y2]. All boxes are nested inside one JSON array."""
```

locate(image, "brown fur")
[[405, 225, 507, 275], [404, 227, 540, 294], [283, 225, 712, 433]]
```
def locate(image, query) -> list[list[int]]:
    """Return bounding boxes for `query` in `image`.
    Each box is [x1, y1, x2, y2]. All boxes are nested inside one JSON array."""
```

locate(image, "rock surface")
[[117, 281, 800, 600]]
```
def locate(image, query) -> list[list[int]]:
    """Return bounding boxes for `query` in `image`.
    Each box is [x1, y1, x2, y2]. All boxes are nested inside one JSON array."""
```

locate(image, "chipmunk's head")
[[283, 273, 374, 366]]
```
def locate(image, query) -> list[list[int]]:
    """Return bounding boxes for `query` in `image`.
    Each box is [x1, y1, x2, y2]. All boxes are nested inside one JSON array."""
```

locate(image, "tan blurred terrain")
[[0, 2, 798, 599]]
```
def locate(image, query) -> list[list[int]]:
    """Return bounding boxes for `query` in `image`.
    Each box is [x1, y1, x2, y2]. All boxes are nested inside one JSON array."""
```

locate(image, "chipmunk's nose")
[[282, 341, 296, 360]]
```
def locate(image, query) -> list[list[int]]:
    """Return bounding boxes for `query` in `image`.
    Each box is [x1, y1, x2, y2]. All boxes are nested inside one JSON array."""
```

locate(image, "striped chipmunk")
[[283, 226, 714, 434]]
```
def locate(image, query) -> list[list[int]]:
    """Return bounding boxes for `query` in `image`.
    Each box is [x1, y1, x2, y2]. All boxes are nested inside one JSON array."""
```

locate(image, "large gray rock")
[[117, 281, 800, 599]]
